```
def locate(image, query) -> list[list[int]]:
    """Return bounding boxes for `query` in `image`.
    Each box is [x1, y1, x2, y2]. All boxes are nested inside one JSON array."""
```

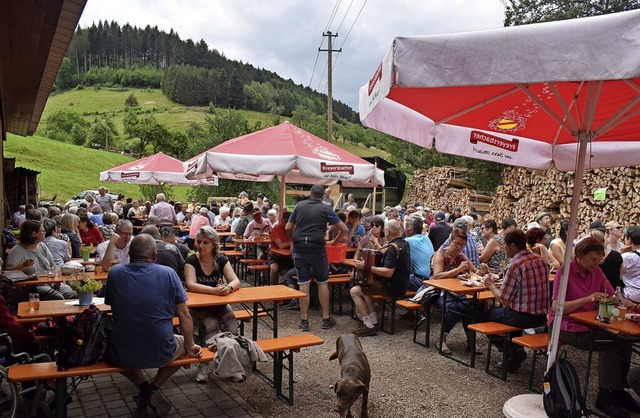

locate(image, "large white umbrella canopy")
[[100, 152, 218, 186], [359, 9, 640, 376], [184, 121, 385, 207]]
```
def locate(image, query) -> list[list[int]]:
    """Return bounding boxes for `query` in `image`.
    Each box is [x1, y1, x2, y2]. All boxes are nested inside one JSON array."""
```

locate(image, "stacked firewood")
[[405, 166, 493, 214], [490, 165, 640, 231], [406, 165, 640, 233]]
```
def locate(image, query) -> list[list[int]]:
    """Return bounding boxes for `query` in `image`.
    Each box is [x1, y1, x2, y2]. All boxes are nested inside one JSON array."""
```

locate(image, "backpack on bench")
[[56, 304, 112, 370], [543, 352, 588, 418]]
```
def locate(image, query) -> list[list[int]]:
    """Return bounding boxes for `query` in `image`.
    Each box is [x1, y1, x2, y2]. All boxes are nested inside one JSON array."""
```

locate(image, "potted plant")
[[69, 277, 103, 306]]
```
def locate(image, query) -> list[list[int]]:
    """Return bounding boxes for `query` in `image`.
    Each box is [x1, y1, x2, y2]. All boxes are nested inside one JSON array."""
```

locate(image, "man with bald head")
[[106, 234, 201, 415], [351, 219, 411, 336]]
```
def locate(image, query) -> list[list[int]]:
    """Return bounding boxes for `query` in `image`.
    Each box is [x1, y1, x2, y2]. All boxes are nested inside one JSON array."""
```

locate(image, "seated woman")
[[42, 218, 70, 266], [432, 228, 488, 355], [353, 216, 388, 261], [550, 237, 639, 417], [6, 220, 76, 300], [60, 213, 81, 258], [550, 220, 569, 270], [78, 213, 104, 247], [526, 227, 557, 268], [478, 219, 506, 274], [184, 226, 241, 384]]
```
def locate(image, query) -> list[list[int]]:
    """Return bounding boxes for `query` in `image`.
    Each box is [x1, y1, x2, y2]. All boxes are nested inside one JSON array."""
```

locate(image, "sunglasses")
[[372, 224, 383, 228], [614, 226, 623, 230]]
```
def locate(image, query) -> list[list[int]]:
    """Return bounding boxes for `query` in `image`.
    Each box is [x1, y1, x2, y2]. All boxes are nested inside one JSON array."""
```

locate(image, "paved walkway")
[[66, 366, 263, 418]]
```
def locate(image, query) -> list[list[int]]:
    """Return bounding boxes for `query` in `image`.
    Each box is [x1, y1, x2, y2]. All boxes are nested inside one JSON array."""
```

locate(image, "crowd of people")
[[5, 186, 640, 416]]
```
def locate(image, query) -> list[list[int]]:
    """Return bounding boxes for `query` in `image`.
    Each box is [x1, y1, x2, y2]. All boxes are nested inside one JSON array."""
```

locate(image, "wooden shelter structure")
[[0, 0, 86, 227]]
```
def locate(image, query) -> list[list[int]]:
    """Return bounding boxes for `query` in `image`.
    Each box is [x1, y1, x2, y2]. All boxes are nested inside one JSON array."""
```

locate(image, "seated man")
[[96, 220, 134, 271], [481, 229, 549, 372], [404, 215, 435, 290], [105, 234, 201, 415], [351, 220, 411, 336]]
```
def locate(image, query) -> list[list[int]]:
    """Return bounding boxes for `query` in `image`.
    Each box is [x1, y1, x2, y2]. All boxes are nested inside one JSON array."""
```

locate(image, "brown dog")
[[329, 333, 371, 418]]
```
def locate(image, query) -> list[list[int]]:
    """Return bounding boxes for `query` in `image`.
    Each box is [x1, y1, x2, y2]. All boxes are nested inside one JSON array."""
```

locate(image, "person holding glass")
[[6, 220, 76, 300], [184, 226, 240, 383]]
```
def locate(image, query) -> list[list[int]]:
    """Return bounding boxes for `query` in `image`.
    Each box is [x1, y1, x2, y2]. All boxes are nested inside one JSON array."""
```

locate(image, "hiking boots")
[[149, 390, 172, 416], [352, 325, 378, 337], [195, 362, 210, 383], [283, 299, 300, 310]]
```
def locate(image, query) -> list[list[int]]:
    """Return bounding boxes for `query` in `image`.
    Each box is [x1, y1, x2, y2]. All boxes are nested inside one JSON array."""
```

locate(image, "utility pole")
[[319, 31, 341, 142]]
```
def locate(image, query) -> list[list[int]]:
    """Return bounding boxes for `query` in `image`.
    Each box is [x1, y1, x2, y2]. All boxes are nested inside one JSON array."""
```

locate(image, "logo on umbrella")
[[320, 162, 354, 175], [469, 131, 519, 153], [121, 172, 140, 179]]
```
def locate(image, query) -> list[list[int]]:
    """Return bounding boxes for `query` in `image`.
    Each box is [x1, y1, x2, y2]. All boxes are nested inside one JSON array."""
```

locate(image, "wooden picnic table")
[[17, 285, 305, 340], [569, 310, 640, 336], [15, 270, 108, 286]]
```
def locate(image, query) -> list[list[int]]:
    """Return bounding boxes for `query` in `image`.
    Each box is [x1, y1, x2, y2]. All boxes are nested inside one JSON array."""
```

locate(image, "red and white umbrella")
[[183, 121, 385, 207], [100, 152, 218, 186], [359, 9, 640, 383]]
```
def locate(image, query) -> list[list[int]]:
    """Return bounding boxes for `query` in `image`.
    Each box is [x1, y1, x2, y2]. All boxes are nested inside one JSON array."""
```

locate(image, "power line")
[[310, 0, 342, 88], [324, 0, 343, 32], [335, 0, 355, 34]]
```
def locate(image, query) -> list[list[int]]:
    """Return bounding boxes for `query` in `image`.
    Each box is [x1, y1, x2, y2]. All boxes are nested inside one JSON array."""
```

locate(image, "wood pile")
[[490, 165, 640, 232], [405, 166, 493, 214]]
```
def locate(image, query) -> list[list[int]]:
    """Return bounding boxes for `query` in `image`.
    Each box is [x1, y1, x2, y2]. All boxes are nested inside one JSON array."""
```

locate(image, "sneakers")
[[299, 319, 310, 332], [596, 389, 631, 418], [283, 299, 300, 310], [149, 390, 172, 416], [321, 317, 337, 330], [195, 363, 209, 383], [352, 325, 377, 337], [523, 328, 536, 335]]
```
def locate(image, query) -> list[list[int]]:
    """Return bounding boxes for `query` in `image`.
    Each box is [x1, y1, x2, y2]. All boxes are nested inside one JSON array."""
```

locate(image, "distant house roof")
[[0, 0, 87, 138]]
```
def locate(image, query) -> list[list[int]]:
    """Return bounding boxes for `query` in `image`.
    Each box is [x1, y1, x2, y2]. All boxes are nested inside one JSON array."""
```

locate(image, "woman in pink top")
[[189, 207, 211, 238], [550, 237, 637, 416]]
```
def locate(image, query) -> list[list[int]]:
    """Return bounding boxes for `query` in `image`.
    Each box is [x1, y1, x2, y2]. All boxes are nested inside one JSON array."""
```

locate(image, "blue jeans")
[[294, 255, 329, 284], [437, 293, 473, 334], [408, 274, 424, 291], [479, 307, 547, 353]]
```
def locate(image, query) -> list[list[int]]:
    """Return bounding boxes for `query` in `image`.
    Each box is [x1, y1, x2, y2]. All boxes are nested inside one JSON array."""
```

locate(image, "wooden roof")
[[0, 0, 87, 137]]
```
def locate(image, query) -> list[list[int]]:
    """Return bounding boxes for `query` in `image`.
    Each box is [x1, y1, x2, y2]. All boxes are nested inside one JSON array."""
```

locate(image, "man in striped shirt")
[[481, 228, 550, 373]]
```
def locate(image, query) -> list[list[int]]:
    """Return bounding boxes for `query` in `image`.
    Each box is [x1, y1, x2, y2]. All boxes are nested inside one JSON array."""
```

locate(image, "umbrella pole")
[[279, 175, 286, 210], [546, 133, 590, 373]]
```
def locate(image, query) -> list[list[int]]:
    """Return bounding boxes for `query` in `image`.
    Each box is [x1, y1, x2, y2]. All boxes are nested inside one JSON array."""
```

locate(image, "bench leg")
[[54, 377, 68, 418]]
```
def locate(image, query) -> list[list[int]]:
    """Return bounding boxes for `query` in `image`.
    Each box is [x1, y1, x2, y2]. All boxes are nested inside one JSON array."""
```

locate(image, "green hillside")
[[5, 133, 193, 202]]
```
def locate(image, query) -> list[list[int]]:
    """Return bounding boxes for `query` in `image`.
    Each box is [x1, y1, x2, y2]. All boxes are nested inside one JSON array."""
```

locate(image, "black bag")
[[56, 304, 112, 370], [543, 353, 587, 418]]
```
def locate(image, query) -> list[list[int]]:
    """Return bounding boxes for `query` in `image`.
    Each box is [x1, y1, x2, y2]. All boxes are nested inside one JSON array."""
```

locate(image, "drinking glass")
[[28, 293, 40, 312]]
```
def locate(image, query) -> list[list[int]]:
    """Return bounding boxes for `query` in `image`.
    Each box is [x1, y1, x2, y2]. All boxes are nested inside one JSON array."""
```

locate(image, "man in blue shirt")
[[286, 185, 347, 332], [106, 234, 201, 415], [404, 215, 435, 290]]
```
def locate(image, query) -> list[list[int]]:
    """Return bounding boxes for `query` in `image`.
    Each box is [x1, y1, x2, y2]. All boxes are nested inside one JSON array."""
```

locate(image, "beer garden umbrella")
[[183, 121, 385, 208], [100, 152, 218, 187], [358, 9, 640, 407]]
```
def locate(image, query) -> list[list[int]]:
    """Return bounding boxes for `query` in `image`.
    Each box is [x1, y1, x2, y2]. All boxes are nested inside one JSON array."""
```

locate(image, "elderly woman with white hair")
[[213, 206, 231, 231]]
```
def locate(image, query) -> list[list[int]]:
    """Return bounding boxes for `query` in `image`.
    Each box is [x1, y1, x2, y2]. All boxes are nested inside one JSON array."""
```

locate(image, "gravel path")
[[217, 299, 608, 418]]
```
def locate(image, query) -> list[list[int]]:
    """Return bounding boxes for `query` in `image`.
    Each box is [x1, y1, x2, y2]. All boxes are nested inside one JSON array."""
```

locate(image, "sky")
[[79, 0, 506, 111]]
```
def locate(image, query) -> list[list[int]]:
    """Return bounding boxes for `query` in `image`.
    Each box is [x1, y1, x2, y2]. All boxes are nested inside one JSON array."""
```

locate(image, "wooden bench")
[[254, 333, 324, 405], [8, 348, 216, 418], [467, 321, 523, 381], [512, 332, 551, 392], [395, 299, 429, 345], [247, 264, 270, 286], [368, 291, 416, 335], [240, 258, 268, 281], [290, 273, 353, 315]]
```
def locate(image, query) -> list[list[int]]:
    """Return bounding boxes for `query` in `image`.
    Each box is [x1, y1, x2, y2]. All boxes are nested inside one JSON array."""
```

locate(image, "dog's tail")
[[329, 351, 338, 361]]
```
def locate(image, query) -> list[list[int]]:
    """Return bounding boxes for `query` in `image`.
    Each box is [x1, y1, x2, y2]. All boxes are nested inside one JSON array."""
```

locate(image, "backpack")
[[543, 353, 588, 418], [56, 304, 112, 370]]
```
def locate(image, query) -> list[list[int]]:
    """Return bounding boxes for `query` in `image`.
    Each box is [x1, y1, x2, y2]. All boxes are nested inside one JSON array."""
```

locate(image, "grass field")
[[13, 87, 391, 204], [4, 134, 193, 203]]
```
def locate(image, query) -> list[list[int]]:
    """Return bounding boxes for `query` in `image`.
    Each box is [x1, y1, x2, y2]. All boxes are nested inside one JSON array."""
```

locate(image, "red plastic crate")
[[326, 243, 346, 263]]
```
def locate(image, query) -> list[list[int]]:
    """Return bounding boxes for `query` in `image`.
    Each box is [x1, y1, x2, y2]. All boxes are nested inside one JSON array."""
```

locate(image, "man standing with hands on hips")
[[286, 185, 347, 332]]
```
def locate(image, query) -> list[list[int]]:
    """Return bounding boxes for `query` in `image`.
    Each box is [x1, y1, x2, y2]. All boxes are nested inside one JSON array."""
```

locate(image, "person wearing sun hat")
[[535, 211, 553, 248]]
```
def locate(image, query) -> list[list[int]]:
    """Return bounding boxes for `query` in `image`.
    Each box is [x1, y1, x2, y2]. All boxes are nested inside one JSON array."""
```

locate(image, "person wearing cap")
[[605, 221, 624, 252], [429, 211, 452, 251], [534, 212, 554, 248], [440, 216, 481, 268], [244, 208, 273, 259]]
